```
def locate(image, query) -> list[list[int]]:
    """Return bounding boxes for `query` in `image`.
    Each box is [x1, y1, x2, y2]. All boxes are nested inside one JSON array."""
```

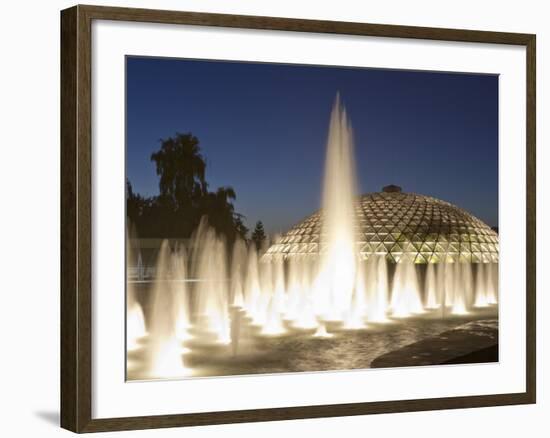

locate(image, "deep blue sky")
[[127, 57, 498, 235]]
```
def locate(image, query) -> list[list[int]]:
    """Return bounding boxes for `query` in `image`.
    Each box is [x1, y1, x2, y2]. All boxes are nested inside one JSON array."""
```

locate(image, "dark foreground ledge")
[[371, 319, 498, 368]]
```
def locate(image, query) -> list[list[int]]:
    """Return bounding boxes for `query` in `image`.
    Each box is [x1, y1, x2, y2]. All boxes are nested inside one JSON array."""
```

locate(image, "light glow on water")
[[127, 303, 147, 351], [150, 337, 191, 378]]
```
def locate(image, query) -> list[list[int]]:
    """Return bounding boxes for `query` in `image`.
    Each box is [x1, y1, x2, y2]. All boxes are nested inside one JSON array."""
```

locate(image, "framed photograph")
[[60, 4, 536, 433]]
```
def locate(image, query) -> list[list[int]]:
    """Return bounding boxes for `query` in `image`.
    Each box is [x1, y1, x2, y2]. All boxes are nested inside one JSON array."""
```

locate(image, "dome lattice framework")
[[265, 187, 499, 264]]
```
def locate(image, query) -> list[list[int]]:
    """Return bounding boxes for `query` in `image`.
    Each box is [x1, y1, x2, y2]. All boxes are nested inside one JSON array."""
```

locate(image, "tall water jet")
[[271, 257, 286, 313], [148, 240, 188, 377], [148, 241, 177, 339], [424, 262, 439, 309], [261, 297, 286, 336], [127, 276, 146, 353], [391, 260, 423, 317], [435, 263, 446, 310], [474, 263, 488, 307], [172, 244, 191, 342], [256, 246, 274, 326], [444, 262, 455, 308], [193, 224, 231, 344], [315, 94, 358, 322], [211, 238, 231, 344], [451, 262, 469, 315], [486, 263, 498, 304], [344, 260, 368, 329], [244, 244, 262, 324], [127, 300, 147, 351], [230, 238, 247, 308], [126, 235, 147, 351], [285, 257, 302, 321], [291, 258, 318, 329], [462, 262, 474, 308], [366, 255, 390, 322]]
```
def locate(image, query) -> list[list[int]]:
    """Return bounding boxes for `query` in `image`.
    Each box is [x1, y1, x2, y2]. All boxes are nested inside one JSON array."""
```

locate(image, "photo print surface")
[[125, 57, 499, 380]]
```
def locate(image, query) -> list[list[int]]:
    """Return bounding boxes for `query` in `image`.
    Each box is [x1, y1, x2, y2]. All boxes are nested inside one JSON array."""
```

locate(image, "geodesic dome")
[[264, 186, 498, 264]]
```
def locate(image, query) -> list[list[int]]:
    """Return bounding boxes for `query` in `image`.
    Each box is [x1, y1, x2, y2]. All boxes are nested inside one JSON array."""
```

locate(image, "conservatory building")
[[264, 185, 499, 264]]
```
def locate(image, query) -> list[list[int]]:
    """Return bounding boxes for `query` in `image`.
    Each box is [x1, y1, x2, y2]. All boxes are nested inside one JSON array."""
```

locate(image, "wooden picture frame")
[[61, 4, 536, 433]]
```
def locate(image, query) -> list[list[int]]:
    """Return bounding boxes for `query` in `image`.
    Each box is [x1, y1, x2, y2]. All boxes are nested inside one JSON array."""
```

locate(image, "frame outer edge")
[[60, 5, 79, 433], [77, 3, 94, 433], [525, 34, 536, 403], [76, 4, 533, 45], [61, 4, 94, 433], [60, 4, 537, 432]]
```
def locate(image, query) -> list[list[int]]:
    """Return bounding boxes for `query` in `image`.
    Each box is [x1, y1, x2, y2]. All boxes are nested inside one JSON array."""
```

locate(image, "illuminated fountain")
[[126, 237, 147, 352], [244, 244, 263, 325], [453, 262, 473, 315], [363, 255, 390, 322], [126, 94, 499, 380], [147, 241, 190, 378], [127, 285, 147, 352], [315, 94, 358, 322], [474, 262, 489, 307], [230, 238, 247, 307], [192, 222, 231, 344], [390, 259, 423, 318], [486, 263, 498, 304], [425, 262, 439, 310]]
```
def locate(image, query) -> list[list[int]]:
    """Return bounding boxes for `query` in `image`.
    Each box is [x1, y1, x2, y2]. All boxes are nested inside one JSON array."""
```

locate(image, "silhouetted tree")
[[234, 214, 249, 241], [126, 179, 150, 228], [198, 186, 238, 240], [150, 132, 207, 211], [127, 132, 249, 242], [251, 221, 267, 250]]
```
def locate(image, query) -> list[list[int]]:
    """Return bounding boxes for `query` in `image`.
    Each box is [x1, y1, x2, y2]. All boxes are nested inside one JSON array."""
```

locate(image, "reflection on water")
[[127, 282, 497, 380]]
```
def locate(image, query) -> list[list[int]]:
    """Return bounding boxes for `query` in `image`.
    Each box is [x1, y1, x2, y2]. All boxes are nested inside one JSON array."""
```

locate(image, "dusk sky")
[[126, 57, 498, 235]]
